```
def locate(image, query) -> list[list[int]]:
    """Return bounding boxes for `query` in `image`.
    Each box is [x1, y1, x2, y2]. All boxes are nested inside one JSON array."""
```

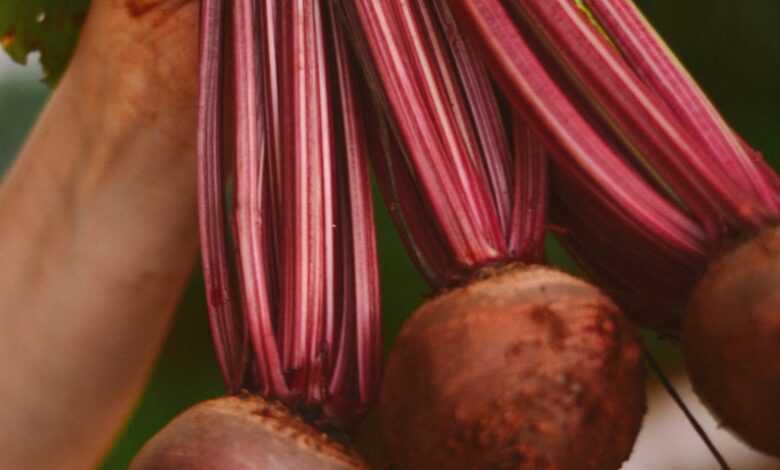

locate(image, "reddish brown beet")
[[380, 266, 646, 470], [130, 396, 370, 470], [684, 226, 780, 457]]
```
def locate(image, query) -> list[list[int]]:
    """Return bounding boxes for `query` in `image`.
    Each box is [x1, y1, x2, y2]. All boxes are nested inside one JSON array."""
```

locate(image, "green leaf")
[[0, 0, 91, 86]]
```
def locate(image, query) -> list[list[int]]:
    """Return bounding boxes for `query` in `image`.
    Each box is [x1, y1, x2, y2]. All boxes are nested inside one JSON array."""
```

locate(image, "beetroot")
[[684, 226, 780, 456], [381, 266, 645, 469], [335, 2, 647, 467], [449, 0, 780, 458], [130, 396, 369, 469], [173, 0, 382, 467]]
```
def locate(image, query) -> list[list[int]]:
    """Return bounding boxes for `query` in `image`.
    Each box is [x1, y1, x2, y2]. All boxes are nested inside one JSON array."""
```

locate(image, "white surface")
[[0, 50, 42, 81]]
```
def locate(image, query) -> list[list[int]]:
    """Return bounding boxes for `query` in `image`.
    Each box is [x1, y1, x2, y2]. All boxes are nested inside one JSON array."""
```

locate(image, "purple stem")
[[340, 0, 506, 275], [277, 0, 335, 403], [371, 112, 459, 287], [327, 3, 382, 406], [197, 0, 247, 393], [450, 0, 706, 258], [232, 0, 289, 398], [433, 0, 514, 237], [585, 0, 780, 223], [508, 118, 547, 262], [507, 0, 771, 234]]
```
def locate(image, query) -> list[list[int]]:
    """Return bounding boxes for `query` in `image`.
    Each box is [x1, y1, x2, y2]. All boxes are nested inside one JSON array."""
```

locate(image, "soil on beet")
[[379, 266, 646, 470]]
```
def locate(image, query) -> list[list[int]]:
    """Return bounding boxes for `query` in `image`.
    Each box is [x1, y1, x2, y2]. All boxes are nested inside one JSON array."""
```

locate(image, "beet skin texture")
[[130, 395, 369, 469], [380, 265, 646, 469], [684, 226, 780, 457]]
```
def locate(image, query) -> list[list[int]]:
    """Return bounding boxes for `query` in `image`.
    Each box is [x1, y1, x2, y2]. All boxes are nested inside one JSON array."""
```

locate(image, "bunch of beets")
[[132, 1, 780, 469]]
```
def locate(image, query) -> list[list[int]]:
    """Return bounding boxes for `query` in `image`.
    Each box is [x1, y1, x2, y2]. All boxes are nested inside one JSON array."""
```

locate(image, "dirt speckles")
[[530, 306, 569, 349], [380, 266, 646, 469]]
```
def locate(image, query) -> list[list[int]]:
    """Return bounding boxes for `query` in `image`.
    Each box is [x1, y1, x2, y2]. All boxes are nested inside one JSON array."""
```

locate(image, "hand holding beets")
[[2, 0, 779, 468]]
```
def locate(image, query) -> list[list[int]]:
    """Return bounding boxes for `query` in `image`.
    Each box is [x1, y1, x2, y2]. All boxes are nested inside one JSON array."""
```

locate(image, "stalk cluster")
[[198, 0, 381, 425], [191, 0, 780, 465]]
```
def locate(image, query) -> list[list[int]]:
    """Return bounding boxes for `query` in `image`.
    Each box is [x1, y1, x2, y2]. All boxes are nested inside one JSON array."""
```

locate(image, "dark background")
[[0, 1, 777, 468]]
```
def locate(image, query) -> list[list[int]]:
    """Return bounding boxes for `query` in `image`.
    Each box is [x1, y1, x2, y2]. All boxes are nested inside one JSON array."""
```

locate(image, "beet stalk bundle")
[[211, 0, 382, 426], [338, 1, 646, 468], [134, 0, 380, 467], [451, 0, 780, 456]]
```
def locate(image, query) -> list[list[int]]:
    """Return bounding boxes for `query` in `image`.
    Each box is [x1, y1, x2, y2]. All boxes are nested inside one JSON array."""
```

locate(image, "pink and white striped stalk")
[[197, 0, 381, 425], [197, 0, 248, 393], [449, 0, 707, 251], [507, 0, 779, 234], [586, 0, 780, 214], [340, 0, 547, 289], [340, 0, 507, 287], [450, 0, 780, 331]]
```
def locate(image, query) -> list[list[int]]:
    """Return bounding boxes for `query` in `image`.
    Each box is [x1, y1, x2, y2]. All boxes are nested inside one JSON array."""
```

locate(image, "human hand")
[[0, 2, 204, 469]]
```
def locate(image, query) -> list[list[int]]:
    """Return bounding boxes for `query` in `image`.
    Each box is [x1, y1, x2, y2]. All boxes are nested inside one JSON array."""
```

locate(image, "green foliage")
[[0, 0, 90, 85]]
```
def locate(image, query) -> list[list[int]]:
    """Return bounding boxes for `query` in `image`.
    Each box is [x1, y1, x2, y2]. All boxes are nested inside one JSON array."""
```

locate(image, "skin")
[[0, 0, 199, 468]]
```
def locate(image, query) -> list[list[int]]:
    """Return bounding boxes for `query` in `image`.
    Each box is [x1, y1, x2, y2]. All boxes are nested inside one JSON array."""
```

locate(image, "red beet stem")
[[197, 0, 381, 423], [232, 0, 289, 398], [197, 0, 247, 393], [326, 1, 382, 407], [449, 0, 706, 259], [339, 0, 509, 284], [340, 0, 557, 287], [508, 118, 547, 262], [277, 0, 335, 400], [369, 113, 457, 286], [432, 0, 513, 233], [585, 0, 780, 219], [504, 0, 755, 236]]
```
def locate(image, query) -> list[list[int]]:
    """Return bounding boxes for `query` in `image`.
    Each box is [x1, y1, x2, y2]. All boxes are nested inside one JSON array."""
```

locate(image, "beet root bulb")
[[130, 395, 369, 469], [684, 226, 780, 456], [380, 266, 646, 470]]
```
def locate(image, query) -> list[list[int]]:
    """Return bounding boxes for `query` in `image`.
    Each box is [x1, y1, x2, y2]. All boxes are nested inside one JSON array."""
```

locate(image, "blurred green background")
[[0, 1, 778, 468]]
